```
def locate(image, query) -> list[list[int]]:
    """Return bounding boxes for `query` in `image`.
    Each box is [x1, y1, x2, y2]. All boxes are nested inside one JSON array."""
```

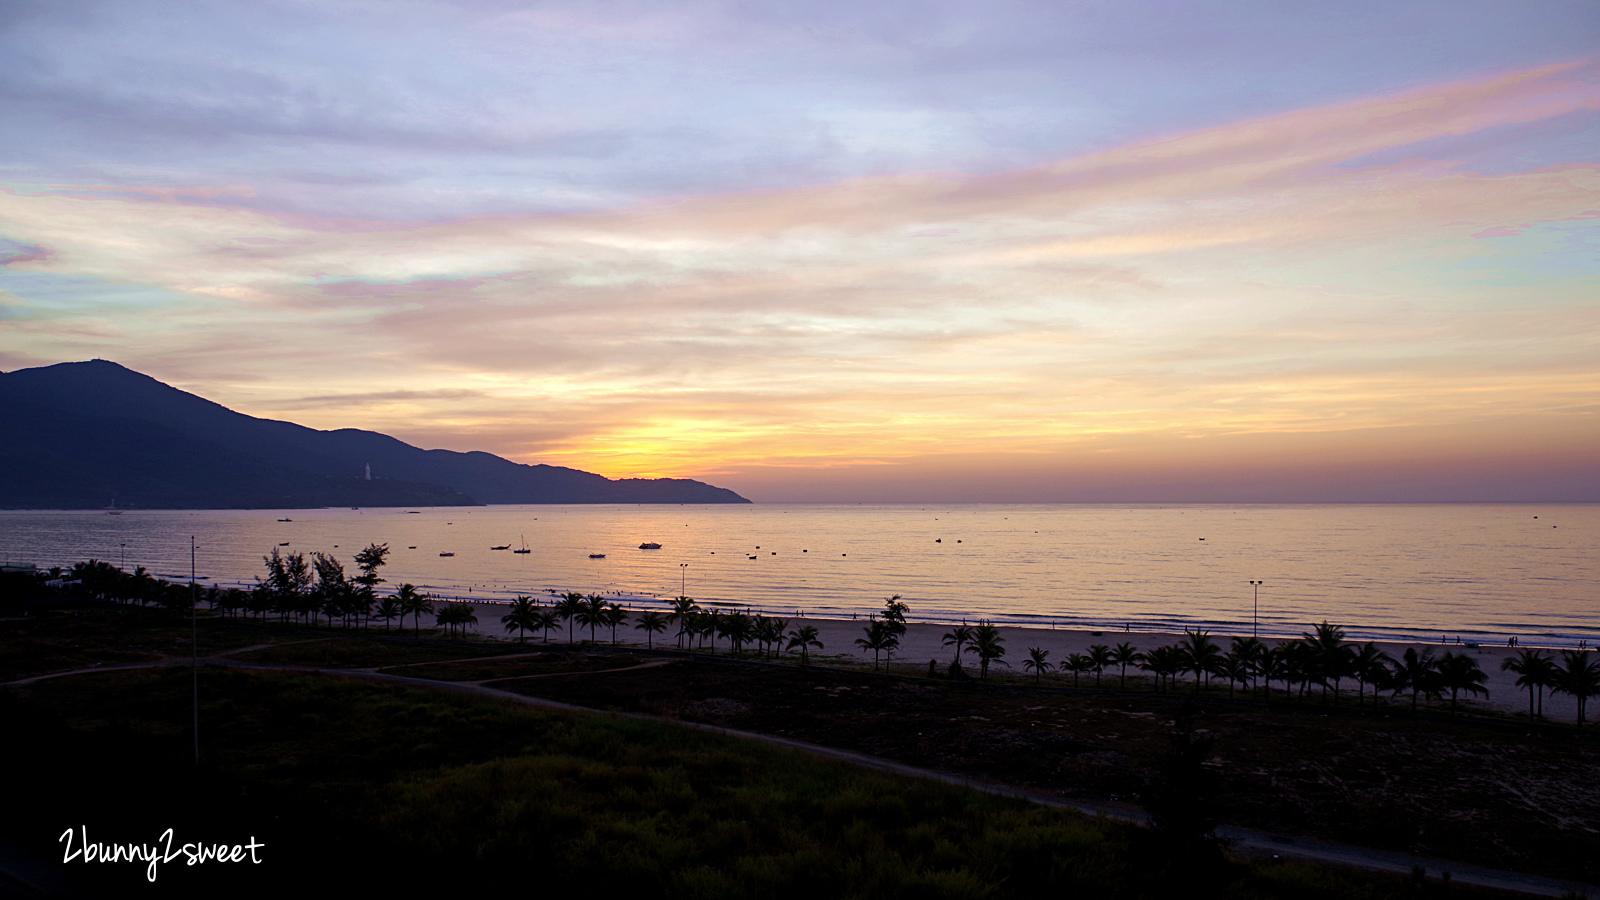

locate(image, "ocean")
[[2, 503, 1595, 646]]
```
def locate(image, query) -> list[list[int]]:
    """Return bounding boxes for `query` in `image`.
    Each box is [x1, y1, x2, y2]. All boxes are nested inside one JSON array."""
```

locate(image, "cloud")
[[1, 59, 1597, 495]]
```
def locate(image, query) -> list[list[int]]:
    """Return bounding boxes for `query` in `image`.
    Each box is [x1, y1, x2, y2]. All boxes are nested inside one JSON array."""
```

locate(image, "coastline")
[[463, 614, 1581, 721]]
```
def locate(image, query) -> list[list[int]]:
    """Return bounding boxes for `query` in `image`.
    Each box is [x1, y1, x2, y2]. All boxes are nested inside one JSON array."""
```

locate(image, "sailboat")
[[512, 534, 531, 554]]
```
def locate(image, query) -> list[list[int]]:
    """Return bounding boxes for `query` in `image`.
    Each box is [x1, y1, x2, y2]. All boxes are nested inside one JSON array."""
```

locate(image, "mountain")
[[0, 360, 751, 508]]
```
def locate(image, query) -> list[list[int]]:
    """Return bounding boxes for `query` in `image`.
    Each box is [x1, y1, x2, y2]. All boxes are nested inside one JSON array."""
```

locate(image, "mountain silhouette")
[[0, 360, 750, 508]]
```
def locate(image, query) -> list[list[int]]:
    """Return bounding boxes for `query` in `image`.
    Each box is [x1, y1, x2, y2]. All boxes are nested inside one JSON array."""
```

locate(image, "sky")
[[1, 0, 1597, 502]]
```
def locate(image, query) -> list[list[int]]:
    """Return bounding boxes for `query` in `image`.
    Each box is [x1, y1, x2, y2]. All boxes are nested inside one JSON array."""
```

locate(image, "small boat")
[[277, 518, 292, 522], [588, 553, 606, 559], [490, 544, 510, 551], [406, 511, 421, 514], [408, 546, 417, 549], [439, 552, 455, 557], [513, 534, 531, 554], [638, 542, 662, 550], [278, 541, 290, 546]]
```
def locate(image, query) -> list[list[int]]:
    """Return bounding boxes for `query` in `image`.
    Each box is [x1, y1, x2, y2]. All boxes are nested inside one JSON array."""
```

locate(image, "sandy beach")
[[473, 612, 1582, 721]]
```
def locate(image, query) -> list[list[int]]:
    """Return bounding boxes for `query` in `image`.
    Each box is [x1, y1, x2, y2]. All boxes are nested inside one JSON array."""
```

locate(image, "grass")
[[226, 634, 532, 668], [383, 649, 649, 681], [2, 665, 1514, 899], [0, 604, 292, 679]]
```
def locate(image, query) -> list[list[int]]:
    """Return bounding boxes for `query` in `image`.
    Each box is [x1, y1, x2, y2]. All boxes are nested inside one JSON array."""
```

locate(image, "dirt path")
[[8, 659, 1595, 898]]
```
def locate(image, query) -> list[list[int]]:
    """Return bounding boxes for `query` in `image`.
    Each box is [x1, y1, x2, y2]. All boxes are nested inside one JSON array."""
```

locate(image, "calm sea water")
[[2, 504, 1595, 646]]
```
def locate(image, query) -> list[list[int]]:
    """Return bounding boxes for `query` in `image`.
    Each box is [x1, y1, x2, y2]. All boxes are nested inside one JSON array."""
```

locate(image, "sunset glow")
[[1, 2, 1596, 501]]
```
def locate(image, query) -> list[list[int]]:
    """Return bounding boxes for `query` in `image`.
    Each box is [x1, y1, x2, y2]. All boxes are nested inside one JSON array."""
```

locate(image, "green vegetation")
[[3, 666, 1509, 898], [228, 636, 530, 669]]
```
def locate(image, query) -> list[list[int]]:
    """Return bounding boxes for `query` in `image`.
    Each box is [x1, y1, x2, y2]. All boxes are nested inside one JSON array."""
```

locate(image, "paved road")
[[7, 658, 1596, 898]]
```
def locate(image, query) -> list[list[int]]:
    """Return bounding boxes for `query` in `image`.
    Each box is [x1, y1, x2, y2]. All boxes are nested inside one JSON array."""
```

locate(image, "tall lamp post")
[[679, 563, 688, 599], [1248, 580, 1263, 638]]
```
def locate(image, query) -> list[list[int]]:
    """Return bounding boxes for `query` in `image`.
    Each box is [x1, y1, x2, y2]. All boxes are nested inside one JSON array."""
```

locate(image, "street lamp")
[[1248, 580, 1263, 638], [679, 563, 688, 599], [120, 543, 126, 571]]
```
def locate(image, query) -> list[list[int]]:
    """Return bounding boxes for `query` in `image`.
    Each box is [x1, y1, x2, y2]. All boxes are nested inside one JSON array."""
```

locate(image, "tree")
[[1178, 630, 1222, 693], [373, 595, 401, 630], [534, 608, 562, 643], [556, 593, 586, 644], [1109, 642, 1143, 689], [312, 552, 350, 628], [350, 543, 388, 629], [1064, 653, 1094, 687], [786, 625, 823, 664], [723, 611, 755, 656], [942, 622, 974, 672], [1229, 637, 1266, 692], [1301, 621, 1352, 702], [575, 594, 608, 644], [1217, 652, 1251, 698], [1437, 651, 1489, 713], [1502, 649, 1555, 719], [397, 584, 432, 632], [968, 621, 1007, 679], [605, 602, 629, 644], [881, 595, 909, 670], [668, 597, 699, 649], [856, 619, 892, 671], [1023, 647, 1053, 684], [1552, 649, 1600, 725], [635, 611, 667, 648], [502, 595, 537, 642], [1087, 644, 1112, 688], [1349, 642, 1391, 705], [1392, 647, 1440, 712], [1141, 646, 1183, 692]]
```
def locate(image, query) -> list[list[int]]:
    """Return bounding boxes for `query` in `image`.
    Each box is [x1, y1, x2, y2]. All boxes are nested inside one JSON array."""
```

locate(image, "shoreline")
[[456, 614, 1583, 721]]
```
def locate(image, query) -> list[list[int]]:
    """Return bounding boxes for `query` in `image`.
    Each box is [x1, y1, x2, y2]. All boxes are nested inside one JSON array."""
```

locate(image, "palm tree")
[[1437, 651, 1489, 713], [700, 610, 722, 653], [635, 611, 667, 648], [1064, 653, 1094, 687], [942, 622, 974, 671], [575, 594, 608, 644], [1109, 642, 1142, 689], [786, 625, 823, 664], [1301, 621, 1352, 702], [605, 602, 629, 644], [668, 597, 699, 649], [372, 595, 401, 631], [501, 595, 537, 642], [534, 609, 562, 642], [1552, 649, 1600, 725], [1023, 647, 1053, 684], [1141, 645, 1183, 692], [397, 584, 432, 633], [1230, 637, 1266, 692], [1218, 652, 1251, 697], [1179, 629, 1222, 693], [724, 611, 755, 656], [1393, 647, 1440, 711], [1257, 646, 1287, 700], [1501, 649, 1555, 719], [968, 621, 1007, 679], [1087, 644, 1112, 687], [1349, 642, 1391, 704], [556, 592, 585, 644], [856, 619, 891, 671]]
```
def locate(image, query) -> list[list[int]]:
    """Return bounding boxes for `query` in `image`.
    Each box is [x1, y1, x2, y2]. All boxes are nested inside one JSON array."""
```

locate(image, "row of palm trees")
[[1502, 648, 1600, 724], [493, 594, 829, 662], [992, 621, 1598, 724], [54, 556, 1600, 725]]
